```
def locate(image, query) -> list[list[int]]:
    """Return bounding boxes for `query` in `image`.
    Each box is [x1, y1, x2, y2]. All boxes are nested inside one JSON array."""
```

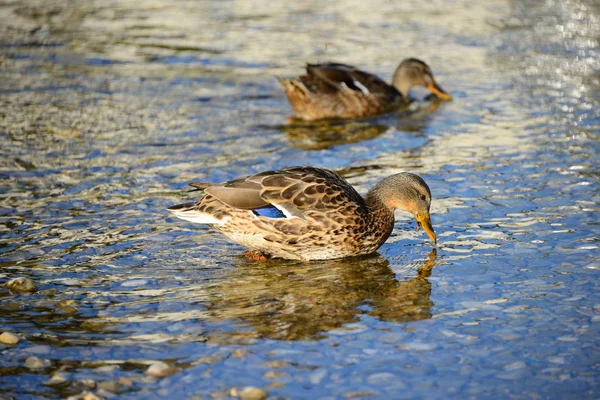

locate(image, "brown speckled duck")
[[169, 166, 436, 261], [279, 58, 452, 121]]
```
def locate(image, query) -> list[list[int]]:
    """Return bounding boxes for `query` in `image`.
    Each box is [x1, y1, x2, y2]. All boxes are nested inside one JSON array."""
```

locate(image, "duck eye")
[[420, 194, 427, 201]]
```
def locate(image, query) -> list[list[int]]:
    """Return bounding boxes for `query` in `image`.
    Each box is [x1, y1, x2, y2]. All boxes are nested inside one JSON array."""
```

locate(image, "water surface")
[[0, 0, 599, 398]]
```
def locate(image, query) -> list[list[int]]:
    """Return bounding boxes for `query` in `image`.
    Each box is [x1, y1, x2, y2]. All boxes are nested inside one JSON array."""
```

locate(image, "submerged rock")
[[230, 386, 269, 400], [232, 349, 249, 359], [73, 379, 97, 390], [82, 393, 102, 400], [25, 356, 51, 369], [6, 277, 37, 293], [66, 392, 102, 400], [56, 299, 79, 314], [97, 379, 126, 393], [0, 331, 20, 345], [117, 377, 133, 387], [146, 361, 177, 378], [46, 373, 68, 385]]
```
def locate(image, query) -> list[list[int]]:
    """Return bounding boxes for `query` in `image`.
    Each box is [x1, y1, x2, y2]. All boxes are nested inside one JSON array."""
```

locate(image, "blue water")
[[0, 0, 598, 398]]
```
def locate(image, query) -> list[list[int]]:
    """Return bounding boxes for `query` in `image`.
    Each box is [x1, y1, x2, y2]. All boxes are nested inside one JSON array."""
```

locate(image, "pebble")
[[94, 365, 119, 373], [230, 386, 268, 400], [6, 277, 37, 293], [117, 377, 133, 387], [263, 371, 281, 379], [83, 392, 102, 400], [0, 331, 20, 345], [74, 379, 97, 389], [25, 356, 51, 369], [46, 373, 68, 385], [57, 299, 79, 314], [194, 355, 227, 365], [97, 380, 122, 393], [263, 360, 290, 369], [210, 391, 229, 400], [146, 362, 177, 378], [96, 388, 117, 398], [232, 349, 249, 358]]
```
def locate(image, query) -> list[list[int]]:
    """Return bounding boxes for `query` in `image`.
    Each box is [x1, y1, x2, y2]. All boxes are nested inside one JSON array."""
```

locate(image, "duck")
[[168, 166, 436, 261], [279, 58, 451, 121]]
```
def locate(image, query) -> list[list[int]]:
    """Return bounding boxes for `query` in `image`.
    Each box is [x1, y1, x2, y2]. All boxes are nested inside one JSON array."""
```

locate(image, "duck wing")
[[306, 63, 397, 96], [200, 166, 366, 219]]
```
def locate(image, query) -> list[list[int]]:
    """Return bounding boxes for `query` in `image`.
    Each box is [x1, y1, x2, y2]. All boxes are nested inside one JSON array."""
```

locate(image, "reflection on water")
[[281, 121, 390, 150], [206, 250, 436, 341], [277, 100, 445, 150]]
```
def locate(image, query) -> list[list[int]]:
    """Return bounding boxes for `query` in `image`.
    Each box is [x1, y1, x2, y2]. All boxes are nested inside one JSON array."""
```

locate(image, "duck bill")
[[416, 213, 437, 244], [426, 82, 452, 101]]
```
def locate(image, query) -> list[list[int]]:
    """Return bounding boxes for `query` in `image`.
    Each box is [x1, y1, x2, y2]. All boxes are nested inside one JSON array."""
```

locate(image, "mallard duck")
[[279, 58, 451, 121], [168, 166, 436, 261]]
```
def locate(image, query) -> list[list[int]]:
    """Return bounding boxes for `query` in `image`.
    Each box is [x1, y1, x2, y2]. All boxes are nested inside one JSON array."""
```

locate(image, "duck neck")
[[364, 191, 396, 245], [391, 67, 411, 99], [391, 78, 411, 99]]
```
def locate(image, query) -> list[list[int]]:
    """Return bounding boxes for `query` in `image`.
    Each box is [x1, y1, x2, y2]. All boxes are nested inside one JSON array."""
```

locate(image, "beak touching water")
[[416, 213, 437, 244], [426, 82, 452, 101]]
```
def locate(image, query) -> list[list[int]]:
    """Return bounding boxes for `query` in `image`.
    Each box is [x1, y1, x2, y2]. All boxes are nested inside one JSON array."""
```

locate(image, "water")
[[0, 0, 598, 398]]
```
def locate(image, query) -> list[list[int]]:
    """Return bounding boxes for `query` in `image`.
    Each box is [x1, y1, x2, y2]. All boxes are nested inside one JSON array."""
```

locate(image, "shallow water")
[[1, 0, 599, 398]]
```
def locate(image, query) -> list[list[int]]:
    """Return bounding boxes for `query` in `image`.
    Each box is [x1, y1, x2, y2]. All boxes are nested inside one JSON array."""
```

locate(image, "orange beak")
[[416, 213, 437, 244], [426, 82, 452, 101]]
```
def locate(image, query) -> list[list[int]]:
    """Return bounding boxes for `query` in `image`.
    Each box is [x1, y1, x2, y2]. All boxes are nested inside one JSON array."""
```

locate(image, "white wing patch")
[[272, 203, 294, 219], [169, 208, 228, 225], [353, 80, 370, 94]]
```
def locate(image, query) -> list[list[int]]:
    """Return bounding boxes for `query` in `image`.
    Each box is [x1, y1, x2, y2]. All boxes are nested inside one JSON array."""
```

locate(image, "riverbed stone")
[[46, 373, 68, 385], [73, 379, 97, 390], [232, 349, 249, 358], [57, 299, 79, 314], [25, 356, 51, 369], [117, 377, 133, 387], [6, 277, 37, 293], [82, 392, 102, 400], [230, 386, 269, 400], [97, 380, 123, 393], [0, 331, 20, 345], [146, 361, 177, 378]]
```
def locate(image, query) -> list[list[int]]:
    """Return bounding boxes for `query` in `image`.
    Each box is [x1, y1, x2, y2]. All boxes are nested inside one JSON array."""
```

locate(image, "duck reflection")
[[277, 100, 444, 150], [204, 249, 436, 341], [282, 120, 390, 150]]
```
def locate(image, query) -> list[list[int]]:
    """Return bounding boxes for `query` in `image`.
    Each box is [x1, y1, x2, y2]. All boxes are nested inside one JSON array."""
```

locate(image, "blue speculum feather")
[[252, 206, 286, 219]]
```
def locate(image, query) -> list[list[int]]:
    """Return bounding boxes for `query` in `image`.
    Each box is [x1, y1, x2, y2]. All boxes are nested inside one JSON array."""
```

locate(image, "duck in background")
[[279, 58, 451, 121]]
